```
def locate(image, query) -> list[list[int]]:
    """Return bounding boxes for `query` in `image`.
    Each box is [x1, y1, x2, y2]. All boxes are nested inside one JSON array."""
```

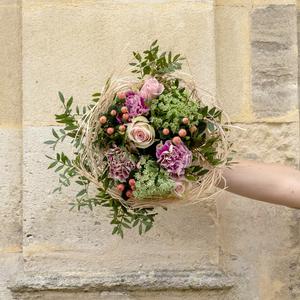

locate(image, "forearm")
[[218, 160, 300, 209]]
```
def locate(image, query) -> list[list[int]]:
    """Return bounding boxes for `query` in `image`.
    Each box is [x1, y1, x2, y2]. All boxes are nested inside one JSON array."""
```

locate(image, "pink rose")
[[127, 116, 155, 149], [140, 77, 164, 100], [174, 178, 190, 197]]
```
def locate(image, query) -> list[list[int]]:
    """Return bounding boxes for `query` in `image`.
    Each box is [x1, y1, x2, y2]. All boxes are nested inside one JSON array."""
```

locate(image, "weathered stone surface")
[[251, 5, 298, 118], [9, 268, 233, 299], [0, 1, 21, 127], [9, 269, 234, 292], [215, 5, 252, 122], [10, 290, 231, 300], [0, 129, 23, 299], [22, 0, 216, 126], [216, 0, 295, 6], [229, 122, 299, 164], [0, 129, 22, 247]]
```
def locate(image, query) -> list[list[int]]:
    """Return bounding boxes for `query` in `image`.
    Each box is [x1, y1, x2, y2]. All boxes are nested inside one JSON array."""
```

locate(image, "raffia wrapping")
[[74, 71, 232, 209]]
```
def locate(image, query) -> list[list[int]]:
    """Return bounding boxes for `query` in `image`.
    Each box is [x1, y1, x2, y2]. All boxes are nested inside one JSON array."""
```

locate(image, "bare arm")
[[217, 160, 300, 209]]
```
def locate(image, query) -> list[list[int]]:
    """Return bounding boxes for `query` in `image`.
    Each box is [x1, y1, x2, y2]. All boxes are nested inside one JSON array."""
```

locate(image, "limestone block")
[[0, 253, 22, 300], [251, 5, 298, 118], [22, 0, 216, 126], [229, 122, 299, 164], [0, 1, 21, 127], [0, 129, 22, 248], [22, 126, 219, 273], [252, 0, 296, 5], [9, 269, 233, 299], [218, 193, 295, 300], [215, 0, 251, 6], [215, 5, 252, 122], [0, 129, 23, 300], [216, 0, 295, 6], [10, 290, 231, 300]]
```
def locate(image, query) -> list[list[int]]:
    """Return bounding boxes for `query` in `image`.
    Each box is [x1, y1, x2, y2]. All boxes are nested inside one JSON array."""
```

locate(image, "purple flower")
[[156, 140, 192, 177], [125, 91, 149, 120], [106, 147, 136, 182]]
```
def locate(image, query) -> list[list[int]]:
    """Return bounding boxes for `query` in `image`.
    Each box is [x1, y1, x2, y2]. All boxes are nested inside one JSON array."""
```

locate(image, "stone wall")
[[0, 0, 299, 299]]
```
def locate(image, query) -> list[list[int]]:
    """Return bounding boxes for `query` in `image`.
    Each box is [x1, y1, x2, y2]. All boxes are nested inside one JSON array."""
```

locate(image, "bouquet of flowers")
[[45, 41, 232, 237]]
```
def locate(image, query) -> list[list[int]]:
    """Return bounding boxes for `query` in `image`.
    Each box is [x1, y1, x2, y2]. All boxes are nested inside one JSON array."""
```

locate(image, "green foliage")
[[185, 165, 209, 181], [44, 92, 95, 150], [45, 92, 157, 238], [130, 40, 185, 79], [151, 93, 198, 133], [70, 187, 157, 238], [133, 158, 175, 199]]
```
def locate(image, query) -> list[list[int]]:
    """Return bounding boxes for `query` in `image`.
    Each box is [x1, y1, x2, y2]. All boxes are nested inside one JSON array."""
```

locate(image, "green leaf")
[[66, 97, 73, 108], [48, 161, 58, 169], [76, 189, 86, 197], [58, 91, 65, 104], [112, 226, 118, 235], [56, 165, 65, 172], [151, 40, 158, 48], [44, 140, 56, 145], [52, 129, 59, 139]]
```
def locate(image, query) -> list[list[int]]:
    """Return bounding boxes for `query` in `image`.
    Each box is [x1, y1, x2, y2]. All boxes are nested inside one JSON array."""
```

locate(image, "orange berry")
[[126, 190, 133, 198], [162, 128, 170, 135], [99, 116, 107, 124], [122, 113, 129, 121], [172, 136, 182, 145], [182, 117, 189, 125], [117, 184, 125, 192], [119, 125, 126, 132], [178, 129, 187, 138], [106, 127, 114, 135], [110, 109, 117, 116], [121, 106, 128, 114], [129, 179, 136, 186], [117, 91, 126, 100]]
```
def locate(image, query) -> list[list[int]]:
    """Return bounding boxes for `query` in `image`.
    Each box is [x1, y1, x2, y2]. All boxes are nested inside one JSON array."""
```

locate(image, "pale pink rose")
[[140, 77, 164, 100], [127, 116, 155, 149], [174, 178, 190, 197]]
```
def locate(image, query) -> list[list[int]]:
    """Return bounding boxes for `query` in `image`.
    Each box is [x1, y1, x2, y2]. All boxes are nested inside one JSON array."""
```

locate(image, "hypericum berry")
[[178, 129, 187, 138], [129, 178, 136, 187], [107, 127, 114, 135], [162, 128, 170, 135], [110, 109, 117, 116], [189, 125, 197, 134], [122, 113, 129, 121], [121, 106, 128, 114], [126, 190, 133, 198], [117, 184, 125, 192], [172, 136, 182, 145], [117, 91, 126, 100], [182, 117, 189, 125], [99, 116, 107, 124], [119, 125, 126, 132]]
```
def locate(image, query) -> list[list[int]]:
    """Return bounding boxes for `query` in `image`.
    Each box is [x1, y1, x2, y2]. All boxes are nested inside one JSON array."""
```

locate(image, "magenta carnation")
[[107, 147, 136, 182], [125, 91, 149, 120], [156, 140, 192, 177]]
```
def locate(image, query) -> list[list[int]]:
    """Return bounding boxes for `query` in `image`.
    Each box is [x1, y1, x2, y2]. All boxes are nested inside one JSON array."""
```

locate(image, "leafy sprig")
[[130, 40, 185, 79], [71, 187, 157, 238]]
